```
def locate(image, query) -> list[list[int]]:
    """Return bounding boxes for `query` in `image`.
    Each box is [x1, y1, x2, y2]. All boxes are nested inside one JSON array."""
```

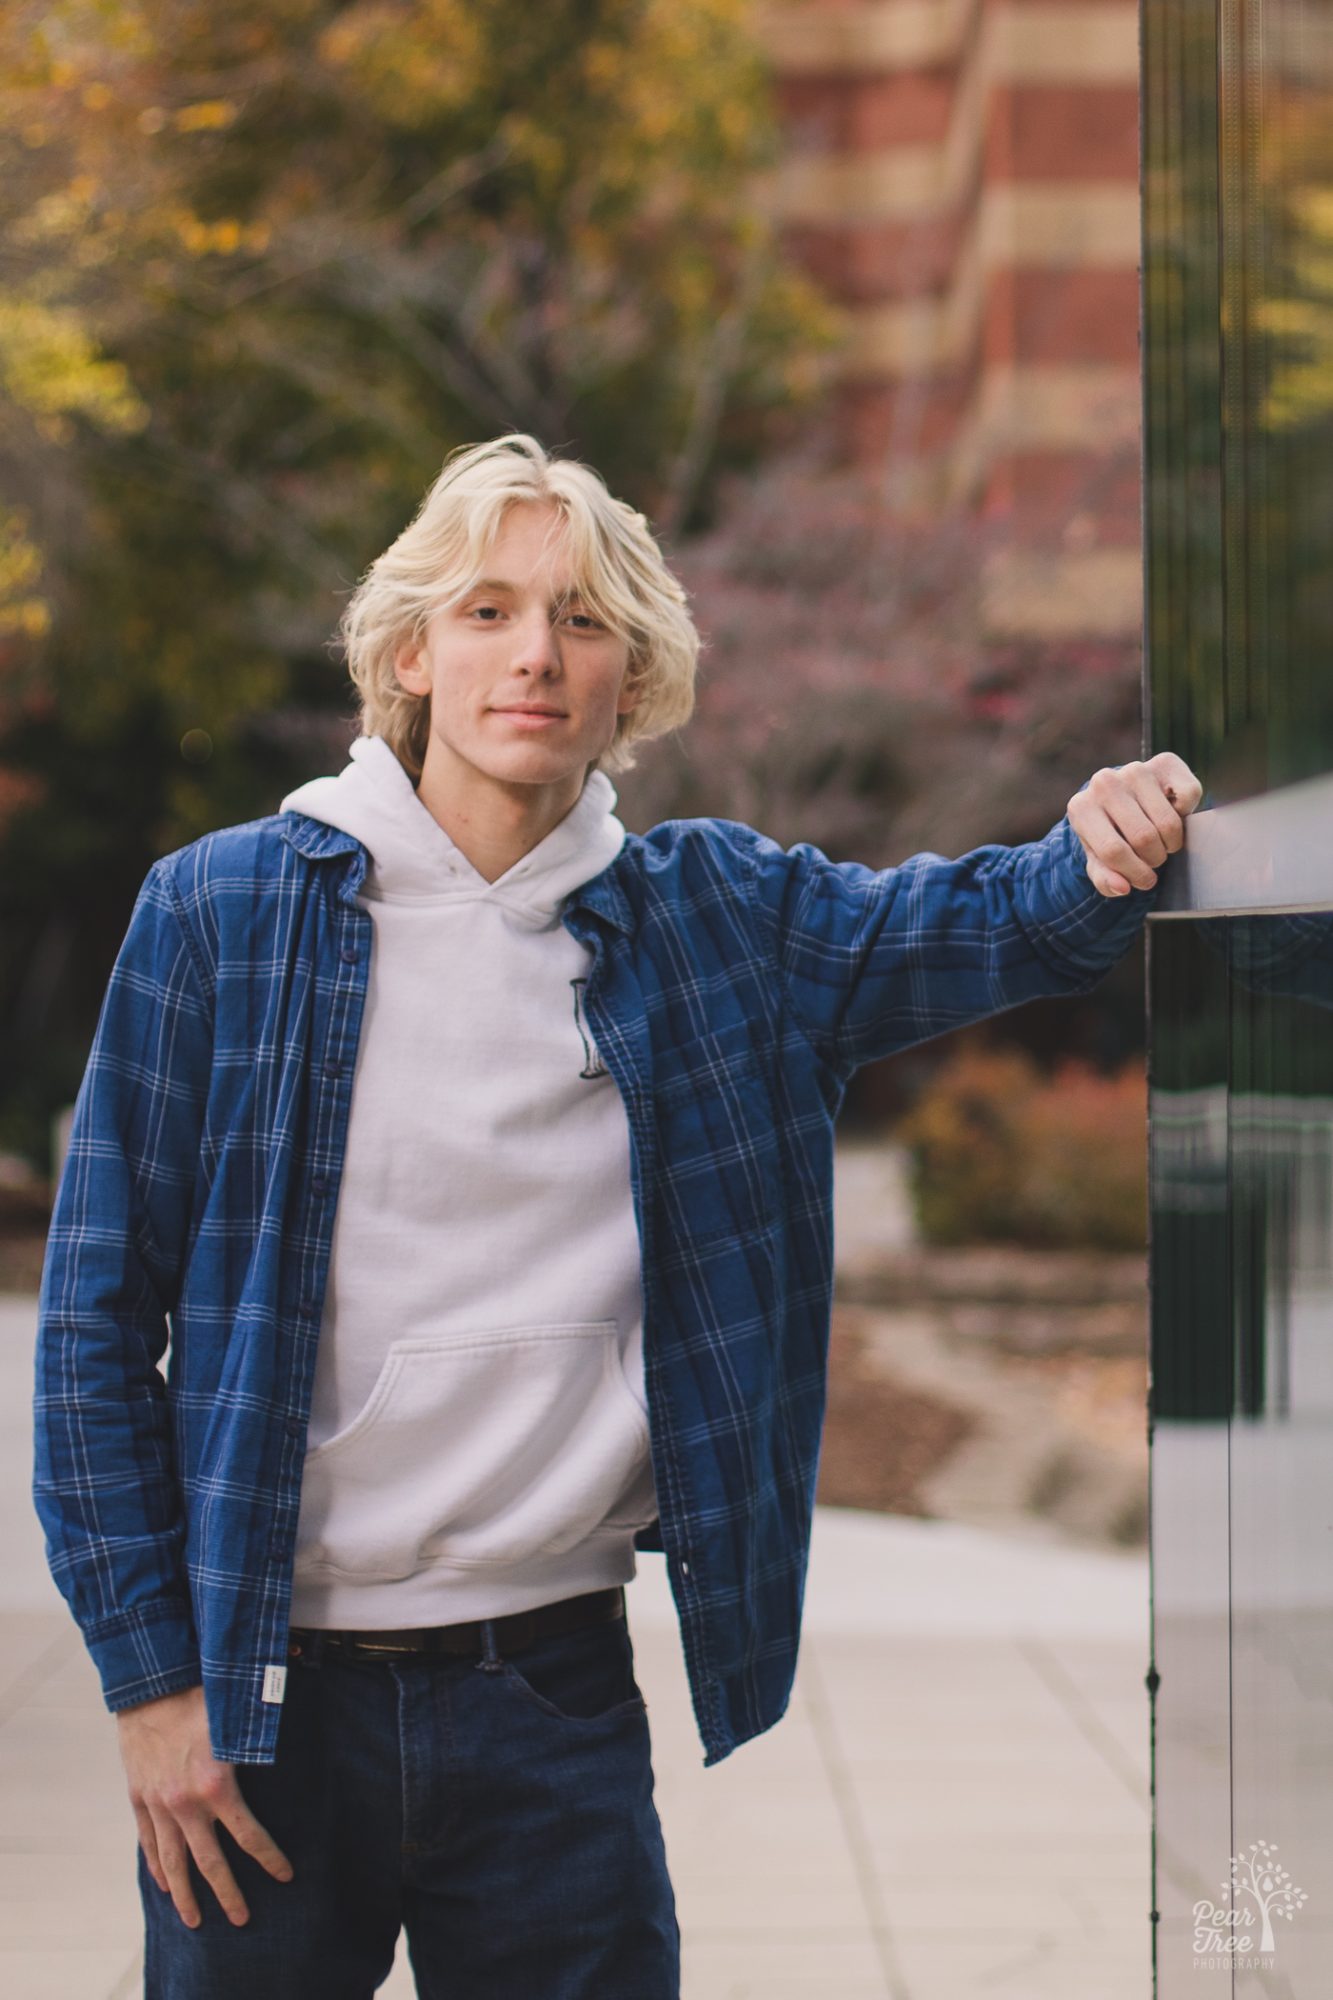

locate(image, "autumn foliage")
[[892, 1042, 1148, 1251]]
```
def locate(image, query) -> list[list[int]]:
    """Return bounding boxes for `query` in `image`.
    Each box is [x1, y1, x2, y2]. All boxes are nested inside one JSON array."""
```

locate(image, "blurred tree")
[[0, 4, 153, 663]]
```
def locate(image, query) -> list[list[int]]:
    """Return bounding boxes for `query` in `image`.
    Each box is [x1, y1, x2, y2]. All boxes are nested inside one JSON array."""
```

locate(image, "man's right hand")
[[114, 1684, 294, 1928]]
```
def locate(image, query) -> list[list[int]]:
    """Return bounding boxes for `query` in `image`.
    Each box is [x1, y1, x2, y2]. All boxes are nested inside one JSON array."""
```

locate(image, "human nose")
[[510, 607, 562, 676]]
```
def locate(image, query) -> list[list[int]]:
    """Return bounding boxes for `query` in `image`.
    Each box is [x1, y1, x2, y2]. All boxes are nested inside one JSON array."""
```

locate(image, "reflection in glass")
[[1143, 0, 1333, 805], [1150, 915, 1333, 1993]]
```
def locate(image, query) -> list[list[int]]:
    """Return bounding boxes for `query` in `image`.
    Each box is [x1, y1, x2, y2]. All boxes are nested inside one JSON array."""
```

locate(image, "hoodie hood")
[[279, 734, 626, 928]]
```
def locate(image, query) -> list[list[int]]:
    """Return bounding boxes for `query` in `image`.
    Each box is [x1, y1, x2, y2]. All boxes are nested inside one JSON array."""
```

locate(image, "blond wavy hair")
[[337, 433, 700, 780]]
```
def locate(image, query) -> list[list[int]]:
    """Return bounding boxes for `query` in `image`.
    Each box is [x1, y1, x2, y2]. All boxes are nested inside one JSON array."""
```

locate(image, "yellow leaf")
[[175, 99, 238, 133]]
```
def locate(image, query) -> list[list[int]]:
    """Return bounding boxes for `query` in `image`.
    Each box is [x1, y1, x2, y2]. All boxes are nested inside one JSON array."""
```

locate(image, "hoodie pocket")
[[295, 1320, 651, 1579]]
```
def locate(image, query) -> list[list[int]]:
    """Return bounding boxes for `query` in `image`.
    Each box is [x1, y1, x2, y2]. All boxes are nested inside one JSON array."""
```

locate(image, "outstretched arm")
[[745, 753, 1203, 1075]]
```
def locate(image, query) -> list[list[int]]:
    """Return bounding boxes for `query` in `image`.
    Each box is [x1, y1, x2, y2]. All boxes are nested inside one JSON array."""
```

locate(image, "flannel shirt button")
[[322, 1059, 342, 1078], [311, 1177, 329, 1197], [340, 945, 359, 963], [285, 1417, 302, 1438]]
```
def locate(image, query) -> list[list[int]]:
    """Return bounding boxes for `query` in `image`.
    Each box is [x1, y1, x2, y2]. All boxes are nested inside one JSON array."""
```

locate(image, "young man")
[[32, 433, 1201, 1999]]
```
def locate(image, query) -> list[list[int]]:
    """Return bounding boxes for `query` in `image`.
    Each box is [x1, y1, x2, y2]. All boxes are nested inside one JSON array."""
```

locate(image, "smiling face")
[[392, 501, 640, 823]]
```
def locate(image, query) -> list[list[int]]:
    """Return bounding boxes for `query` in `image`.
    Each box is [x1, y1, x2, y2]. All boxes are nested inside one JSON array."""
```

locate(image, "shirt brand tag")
[[261, 1665, 288, 1704]]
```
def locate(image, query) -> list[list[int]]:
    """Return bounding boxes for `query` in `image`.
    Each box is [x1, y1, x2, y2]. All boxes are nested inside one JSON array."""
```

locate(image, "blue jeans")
[[139, 1607, 680, 1997]]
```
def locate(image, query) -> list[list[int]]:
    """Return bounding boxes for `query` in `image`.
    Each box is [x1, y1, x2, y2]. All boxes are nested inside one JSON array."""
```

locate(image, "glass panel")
[[1148, 918, 1233, 1999], [1150, 914, 1333, 1995], [1145, 1, 1333, 1991], [1226, 912, 1333, 1998], [1143, 0, 1333, 804]]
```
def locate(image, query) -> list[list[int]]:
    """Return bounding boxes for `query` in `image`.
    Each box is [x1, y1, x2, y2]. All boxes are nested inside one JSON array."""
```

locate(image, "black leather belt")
[[288, 1584, 626, 1662]]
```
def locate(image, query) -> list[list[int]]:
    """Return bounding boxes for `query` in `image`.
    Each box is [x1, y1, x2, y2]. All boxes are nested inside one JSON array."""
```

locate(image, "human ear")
[[393, 639, 429, 698]]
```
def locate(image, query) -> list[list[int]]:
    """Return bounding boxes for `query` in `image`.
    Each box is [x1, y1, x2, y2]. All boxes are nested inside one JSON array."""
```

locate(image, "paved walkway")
[[3, 1282, 1152, 1999]]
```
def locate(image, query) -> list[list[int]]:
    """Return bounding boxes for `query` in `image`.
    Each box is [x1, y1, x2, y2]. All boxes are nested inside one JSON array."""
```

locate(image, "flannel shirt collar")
[[277, 808, 637, 934]]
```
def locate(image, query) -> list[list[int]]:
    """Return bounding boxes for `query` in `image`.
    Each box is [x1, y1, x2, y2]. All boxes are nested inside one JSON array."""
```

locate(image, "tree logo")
[[1192, 1841, 1308, 1967]]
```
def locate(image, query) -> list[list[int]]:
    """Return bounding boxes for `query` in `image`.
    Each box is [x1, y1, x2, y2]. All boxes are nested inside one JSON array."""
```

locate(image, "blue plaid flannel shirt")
[[33, 791, 1161, 1767]]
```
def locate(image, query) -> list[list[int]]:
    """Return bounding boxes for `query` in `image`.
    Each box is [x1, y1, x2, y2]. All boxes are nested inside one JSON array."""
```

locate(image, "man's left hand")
[[1067, 753, 1204, 898]]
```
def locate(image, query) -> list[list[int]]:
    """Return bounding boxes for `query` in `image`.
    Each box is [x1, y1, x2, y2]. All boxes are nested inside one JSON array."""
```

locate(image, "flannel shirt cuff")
[[1026, 812, 1163, 970], [84, 1598, 203, 1717]]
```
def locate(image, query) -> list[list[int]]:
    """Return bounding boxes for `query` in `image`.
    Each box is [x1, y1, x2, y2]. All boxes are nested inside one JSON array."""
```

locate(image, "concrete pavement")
[[3, 1282, 1153, 1999]]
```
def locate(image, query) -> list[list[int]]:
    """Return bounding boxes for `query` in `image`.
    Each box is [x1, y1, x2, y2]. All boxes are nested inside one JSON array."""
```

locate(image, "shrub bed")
[[892, 1044, 1147, 1251]]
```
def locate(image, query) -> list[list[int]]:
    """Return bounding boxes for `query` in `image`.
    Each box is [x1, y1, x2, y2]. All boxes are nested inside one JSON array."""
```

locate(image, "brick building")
[[760, 0, 1143, 651]]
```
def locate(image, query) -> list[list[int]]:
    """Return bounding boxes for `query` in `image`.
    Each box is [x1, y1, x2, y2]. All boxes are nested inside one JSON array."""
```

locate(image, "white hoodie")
[[278, 734, 659, 1628]]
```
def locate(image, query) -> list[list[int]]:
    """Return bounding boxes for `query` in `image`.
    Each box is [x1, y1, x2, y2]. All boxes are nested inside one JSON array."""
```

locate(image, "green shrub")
[[892, 1043, 1147, 1250]]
